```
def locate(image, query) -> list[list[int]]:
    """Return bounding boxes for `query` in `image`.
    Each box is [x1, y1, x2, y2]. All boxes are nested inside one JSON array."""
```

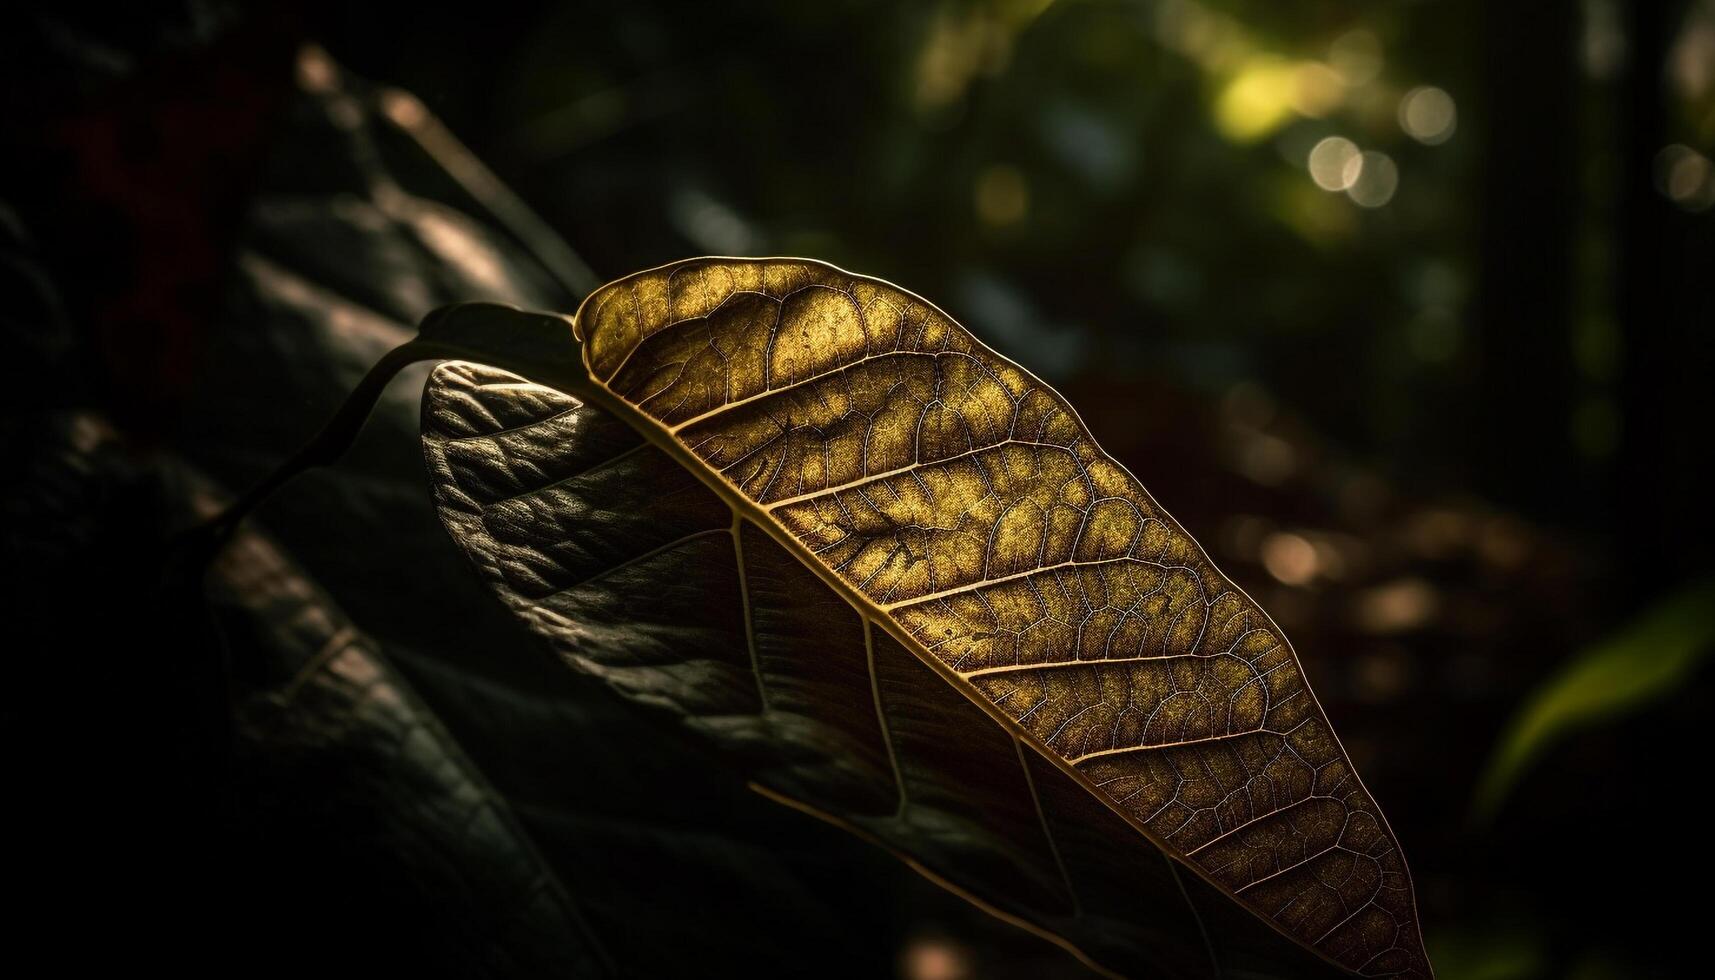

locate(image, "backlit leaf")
[[422, 257, 1430, 977]]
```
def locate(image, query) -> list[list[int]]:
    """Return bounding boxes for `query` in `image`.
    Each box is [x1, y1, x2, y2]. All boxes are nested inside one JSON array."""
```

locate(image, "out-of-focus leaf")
[[6, 410, 613, 978], [1423, 926, 1545, 980], [1474, 578, 1715, 819], [423, 257, 1431, 977], [206, 472, 617, 978]]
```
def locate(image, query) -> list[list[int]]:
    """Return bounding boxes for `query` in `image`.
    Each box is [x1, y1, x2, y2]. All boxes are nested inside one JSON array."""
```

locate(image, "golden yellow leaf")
[[422, 258, 1430, 978]]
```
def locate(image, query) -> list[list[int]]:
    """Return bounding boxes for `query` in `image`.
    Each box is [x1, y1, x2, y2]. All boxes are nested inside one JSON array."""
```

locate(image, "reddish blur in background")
[[4, 2, 1712, 978]]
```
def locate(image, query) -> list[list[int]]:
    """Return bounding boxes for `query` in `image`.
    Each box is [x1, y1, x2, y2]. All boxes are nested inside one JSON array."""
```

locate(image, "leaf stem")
[[182, 302, 587, 560]]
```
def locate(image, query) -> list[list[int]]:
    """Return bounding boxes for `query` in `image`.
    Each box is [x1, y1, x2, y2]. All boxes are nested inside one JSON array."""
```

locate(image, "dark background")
[[4, 1, 1712, 977]]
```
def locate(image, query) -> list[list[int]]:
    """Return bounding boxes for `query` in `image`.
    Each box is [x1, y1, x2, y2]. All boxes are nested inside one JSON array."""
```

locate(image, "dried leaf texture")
[[425, 257, 1429, 978]]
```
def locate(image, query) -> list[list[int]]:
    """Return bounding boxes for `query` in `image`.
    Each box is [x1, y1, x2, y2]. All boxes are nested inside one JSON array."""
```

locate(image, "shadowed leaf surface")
[[7, 410, 614, 979], [422, 257, 1431, 977], [203, 463, 617, 979]]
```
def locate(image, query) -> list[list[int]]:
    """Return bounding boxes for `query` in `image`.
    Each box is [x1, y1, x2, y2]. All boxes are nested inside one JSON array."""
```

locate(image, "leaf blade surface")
[[426, 257, 1430, 977]]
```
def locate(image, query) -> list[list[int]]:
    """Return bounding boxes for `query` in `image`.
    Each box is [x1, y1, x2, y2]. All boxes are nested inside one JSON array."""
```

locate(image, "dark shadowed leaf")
[[8, 410, 612, 978], [422, 257, 1431, 977], [206, 473, 618, 978]]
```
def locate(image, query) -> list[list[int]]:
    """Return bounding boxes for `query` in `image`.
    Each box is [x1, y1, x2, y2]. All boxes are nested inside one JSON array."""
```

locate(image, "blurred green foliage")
[[1475, 578, 1715, 821]]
